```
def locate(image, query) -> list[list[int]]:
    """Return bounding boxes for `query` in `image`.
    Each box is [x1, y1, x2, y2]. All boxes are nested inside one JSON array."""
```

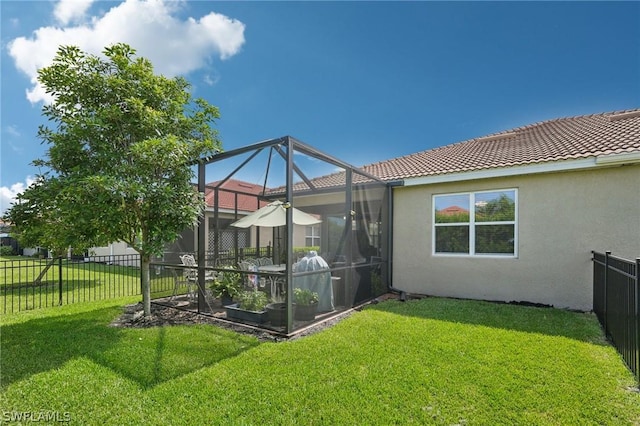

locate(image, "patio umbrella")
[[230, 201, 321, 228]]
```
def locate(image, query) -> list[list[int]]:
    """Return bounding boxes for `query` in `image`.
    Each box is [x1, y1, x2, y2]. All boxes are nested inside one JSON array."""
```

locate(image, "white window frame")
[[305, 225, 321, 247], [432, 188, 518, 258]]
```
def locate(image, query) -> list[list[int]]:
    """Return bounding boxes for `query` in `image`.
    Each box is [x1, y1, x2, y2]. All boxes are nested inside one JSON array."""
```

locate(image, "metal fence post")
[[140, 263, 144, 296], [604, 251, 611, 335], [58, 256, 63, 306], [197, 160, 207, 313], [636, 257, 640, 381]]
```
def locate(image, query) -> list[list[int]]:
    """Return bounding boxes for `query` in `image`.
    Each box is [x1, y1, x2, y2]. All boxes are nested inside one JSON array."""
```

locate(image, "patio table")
[[258, 264, 286, 299]]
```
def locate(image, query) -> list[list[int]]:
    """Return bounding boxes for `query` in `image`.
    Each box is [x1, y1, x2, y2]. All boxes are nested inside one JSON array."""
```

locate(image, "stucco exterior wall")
[[201, 211, 314, 255], [89, 242, 140, 267], [392, 163, 640, 311], [91, 242, 138, 257]]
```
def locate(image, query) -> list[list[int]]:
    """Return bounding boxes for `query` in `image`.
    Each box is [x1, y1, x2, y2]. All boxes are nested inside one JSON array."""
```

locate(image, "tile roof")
[[261, 109, 640, 195], [362, 108, 640, 181], [204, 179, 269, 212], [267, 165, 378, 195]]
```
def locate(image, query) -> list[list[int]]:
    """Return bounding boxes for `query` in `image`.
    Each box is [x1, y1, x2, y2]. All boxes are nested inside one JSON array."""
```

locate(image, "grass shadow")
[[366, 296, 607, 345], [92, 322, 260, 389], [1, 307, 122, 388], [1, 306, 261, 390]]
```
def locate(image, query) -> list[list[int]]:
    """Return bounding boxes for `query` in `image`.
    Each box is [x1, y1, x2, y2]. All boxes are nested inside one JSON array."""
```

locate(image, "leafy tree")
[[475, 225, 515, 254], [3, 44, 221, 315], [434, 211, 470, 224], [435, 226, 470, 253], [475, 194, 515, 222]]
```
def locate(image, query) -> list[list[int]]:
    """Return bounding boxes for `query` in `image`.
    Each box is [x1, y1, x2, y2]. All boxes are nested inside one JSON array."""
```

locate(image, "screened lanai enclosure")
[[151, 136, 392, 335]]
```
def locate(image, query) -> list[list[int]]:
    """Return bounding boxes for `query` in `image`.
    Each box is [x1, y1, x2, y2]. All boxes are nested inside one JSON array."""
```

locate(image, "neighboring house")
[[359, 108, 640, 311], [202, 178, 270, 257], [89, 242, 140, 267], [436, 205, 469, 216], [0, 220, 22, 254], [165, 179, 318, 264]]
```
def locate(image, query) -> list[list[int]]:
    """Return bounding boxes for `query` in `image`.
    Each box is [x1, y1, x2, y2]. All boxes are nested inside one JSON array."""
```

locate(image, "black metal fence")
[[1, 255, 142, 313], [592, 251, 639, 382], [206, 246, 274, 267], [163, 247, 276, 268]]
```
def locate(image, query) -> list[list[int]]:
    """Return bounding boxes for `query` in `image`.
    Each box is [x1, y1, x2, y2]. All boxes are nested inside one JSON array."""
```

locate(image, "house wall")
[[91, 242, 138, 257], [392, 163, 640, 311], [89, 242, 140, 267], [22, 248, 39, 257], [256, 224, 310, 252], [201, 211, 311, 258]]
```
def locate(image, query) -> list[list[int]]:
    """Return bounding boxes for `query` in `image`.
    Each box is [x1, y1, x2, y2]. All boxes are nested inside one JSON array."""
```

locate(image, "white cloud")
[[8, 0, 245, 104], [6, 125, 21, 138], [203, 72, 220, 86], [4, 126, 22, 153], [0, 177, 35, 215], [54, 0, 95, 25]]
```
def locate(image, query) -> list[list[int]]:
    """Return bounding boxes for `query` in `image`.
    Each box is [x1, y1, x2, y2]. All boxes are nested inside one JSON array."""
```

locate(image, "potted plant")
[[293, 287, 319, 321], [266, 281, 288, 326], [266, 302, 287, 327], [225, 290, 269, 324], [210, 266, 242, 306]]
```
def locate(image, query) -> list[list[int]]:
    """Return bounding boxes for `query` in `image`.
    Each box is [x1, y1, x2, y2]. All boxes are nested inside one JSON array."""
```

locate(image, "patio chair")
[[256, 257, 273, 266], [170, 268, 197, 302], [177, 254, 215, 296]]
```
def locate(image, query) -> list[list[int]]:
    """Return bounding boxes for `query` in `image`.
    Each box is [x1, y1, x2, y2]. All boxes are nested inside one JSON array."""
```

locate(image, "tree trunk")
[[34, 257, 57, 285], [141, 255, 151, 316]]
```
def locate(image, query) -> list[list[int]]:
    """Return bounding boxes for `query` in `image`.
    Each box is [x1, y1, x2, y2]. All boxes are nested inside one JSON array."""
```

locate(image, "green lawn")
[[1, 297, 638, 425]]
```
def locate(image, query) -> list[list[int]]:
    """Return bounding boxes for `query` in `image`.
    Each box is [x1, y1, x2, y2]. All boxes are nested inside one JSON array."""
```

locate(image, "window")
[[433, 189, 517, 256], [305, 225, 320, 247]]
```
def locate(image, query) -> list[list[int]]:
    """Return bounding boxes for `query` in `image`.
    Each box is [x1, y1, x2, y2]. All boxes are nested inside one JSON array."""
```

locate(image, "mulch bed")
[[109, 293, 400, 342]]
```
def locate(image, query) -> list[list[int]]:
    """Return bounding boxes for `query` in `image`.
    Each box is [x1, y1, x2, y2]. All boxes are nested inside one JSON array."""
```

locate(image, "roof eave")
[[595, 150, 640, 166], [400, 154, 640, 187]]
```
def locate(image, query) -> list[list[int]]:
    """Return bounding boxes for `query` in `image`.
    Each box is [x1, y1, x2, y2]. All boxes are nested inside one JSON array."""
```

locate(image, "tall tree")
[[4, 44, 220, 315]]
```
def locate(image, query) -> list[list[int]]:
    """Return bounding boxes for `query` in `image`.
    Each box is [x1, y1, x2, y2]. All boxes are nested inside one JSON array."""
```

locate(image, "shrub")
[[210, 266, 242, 298], [293, 288, 319, 305], [0, 246, 15, 256], [237, 290, 268, 312]]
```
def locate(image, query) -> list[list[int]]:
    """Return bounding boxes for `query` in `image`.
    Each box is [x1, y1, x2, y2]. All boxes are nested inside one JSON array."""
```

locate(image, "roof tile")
[[204, 179, 268, 211], [267, 109, 640, 194], [362, 108, 640, 181]]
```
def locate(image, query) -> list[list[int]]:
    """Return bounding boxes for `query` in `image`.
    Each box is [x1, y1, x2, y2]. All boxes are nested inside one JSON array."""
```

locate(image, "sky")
[[1, 0, 639, 214]]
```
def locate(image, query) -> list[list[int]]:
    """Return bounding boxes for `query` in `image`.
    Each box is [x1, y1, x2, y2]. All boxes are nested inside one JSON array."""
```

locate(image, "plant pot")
[[225, 303, 268, 324], [294, 302, 318, 321], [220, 294, 234, 307], [266, 302, 287, 327]]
